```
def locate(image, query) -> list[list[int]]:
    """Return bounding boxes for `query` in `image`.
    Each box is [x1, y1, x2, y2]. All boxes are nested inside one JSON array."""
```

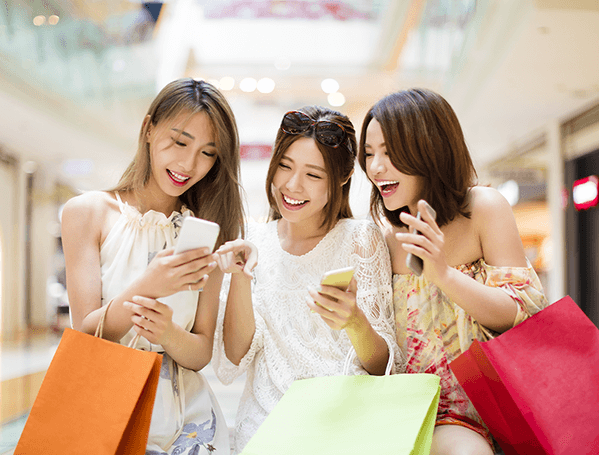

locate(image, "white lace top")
[[213, 218, 402, 453]]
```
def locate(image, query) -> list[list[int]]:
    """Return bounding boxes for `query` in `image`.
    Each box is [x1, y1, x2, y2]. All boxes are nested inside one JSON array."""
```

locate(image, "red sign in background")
[[573, 175, 599, 211], [240, 144, 272, 160]]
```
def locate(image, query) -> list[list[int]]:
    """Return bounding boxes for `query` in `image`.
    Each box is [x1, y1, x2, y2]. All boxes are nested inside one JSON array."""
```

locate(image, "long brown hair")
[[265, 106, 357, 232], [358, 88, 477, 228], [112, 78, 245, 245]]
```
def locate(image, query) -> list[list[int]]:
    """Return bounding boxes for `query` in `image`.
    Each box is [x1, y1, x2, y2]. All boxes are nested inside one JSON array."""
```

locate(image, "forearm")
[[160, 323, 213, 371], [77, 296, 132, 341], [223, 274, 256, 365], [344, 310, 390, 376], [438, 267, 518, 332], [79, 281, 151, 342]]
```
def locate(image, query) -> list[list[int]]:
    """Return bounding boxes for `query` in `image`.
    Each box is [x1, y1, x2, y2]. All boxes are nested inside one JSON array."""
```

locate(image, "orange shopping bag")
[[15, 306, 162, 455]]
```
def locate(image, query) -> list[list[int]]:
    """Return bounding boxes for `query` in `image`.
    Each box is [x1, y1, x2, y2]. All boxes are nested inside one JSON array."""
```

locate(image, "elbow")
[[224, 344, 244, 366]]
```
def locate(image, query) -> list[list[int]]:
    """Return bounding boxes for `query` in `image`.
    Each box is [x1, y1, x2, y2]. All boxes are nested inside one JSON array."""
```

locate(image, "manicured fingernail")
[[422, 200, 436, 218]]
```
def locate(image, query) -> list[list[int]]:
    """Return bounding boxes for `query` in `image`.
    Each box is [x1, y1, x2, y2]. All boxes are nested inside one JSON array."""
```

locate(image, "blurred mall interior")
[[1, 0, 599, 452]]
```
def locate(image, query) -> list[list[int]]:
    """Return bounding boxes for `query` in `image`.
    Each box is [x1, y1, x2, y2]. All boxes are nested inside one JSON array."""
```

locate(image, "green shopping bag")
[[241, 373, 441, 455]]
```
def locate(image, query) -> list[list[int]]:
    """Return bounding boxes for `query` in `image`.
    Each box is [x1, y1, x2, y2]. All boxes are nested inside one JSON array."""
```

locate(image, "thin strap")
[[113, 191, 125, 213]]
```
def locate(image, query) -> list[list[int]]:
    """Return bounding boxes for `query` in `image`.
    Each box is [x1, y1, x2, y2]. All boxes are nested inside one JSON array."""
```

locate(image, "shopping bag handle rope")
[[94, 299, 142, 349]]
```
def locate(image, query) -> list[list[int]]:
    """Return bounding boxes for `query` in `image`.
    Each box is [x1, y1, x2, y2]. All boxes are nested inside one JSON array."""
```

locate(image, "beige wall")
[[0, 157, 25, 339]]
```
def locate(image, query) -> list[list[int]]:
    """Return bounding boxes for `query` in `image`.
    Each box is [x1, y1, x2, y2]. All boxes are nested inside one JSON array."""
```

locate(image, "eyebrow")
[[281, 155, 326, 173], [171, 128, 216, 147], [364, 140, 386, 148], [171, 128, 194, 140]]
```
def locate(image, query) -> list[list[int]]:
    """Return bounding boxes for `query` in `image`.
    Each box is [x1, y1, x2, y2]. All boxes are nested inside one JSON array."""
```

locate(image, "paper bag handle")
[[94, 299, 142, 349]]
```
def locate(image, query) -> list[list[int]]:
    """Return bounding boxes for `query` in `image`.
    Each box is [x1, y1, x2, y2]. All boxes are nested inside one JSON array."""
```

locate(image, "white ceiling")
[[1, 0, 598, 205]]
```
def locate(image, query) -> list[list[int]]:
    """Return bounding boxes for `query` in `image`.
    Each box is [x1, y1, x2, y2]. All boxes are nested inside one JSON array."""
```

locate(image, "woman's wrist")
[[432, 264, 457, 291], [342, 306, 369, 335]]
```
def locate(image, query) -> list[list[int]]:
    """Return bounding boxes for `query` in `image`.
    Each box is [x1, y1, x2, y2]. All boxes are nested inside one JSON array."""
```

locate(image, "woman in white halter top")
[[62, 79, 245, 455]]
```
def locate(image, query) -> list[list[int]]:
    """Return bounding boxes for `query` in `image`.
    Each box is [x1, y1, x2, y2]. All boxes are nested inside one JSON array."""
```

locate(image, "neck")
[[277, 216, 331, 255], [134, 185, 181, 216]]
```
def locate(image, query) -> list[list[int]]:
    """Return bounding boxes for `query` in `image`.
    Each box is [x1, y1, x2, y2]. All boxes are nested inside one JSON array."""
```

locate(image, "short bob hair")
[[265, 105, 357, 232], [358, 88, 477, 228], [112, 78, 245, 246]]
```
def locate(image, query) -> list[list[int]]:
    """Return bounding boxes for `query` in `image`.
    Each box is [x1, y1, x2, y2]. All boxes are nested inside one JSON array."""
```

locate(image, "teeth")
[[169, 170, 190, 183], [283, 194, 307, 205], [377, 180, 399, 188]]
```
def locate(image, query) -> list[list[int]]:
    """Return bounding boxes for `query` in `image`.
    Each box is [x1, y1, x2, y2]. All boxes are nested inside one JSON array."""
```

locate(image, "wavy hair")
[[358, 88, 477, 228], [112, 78, 245, 245]]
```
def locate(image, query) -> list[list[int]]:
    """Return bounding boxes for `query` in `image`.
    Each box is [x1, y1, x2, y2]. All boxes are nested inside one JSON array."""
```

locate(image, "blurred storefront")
[[564, 103, 599, 326]]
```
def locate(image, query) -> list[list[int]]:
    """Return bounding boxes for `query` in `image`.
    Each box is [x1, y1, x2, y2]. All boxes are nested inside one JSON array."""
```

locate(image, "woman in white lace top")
[[213, 107, 402, 453]]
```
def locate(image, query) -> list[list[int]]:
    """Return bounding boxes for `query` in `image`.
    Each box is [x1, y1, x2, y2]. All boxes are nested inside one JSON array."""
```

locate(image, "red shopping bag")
[[449, 296, 599, 455]]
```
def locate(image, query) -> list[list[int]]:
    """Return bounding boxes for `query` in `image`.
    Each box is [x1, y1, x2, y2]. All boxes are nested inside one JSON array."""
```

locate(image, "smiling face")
[[146, 110, 218, 199], [271, 137, 329, 228], [364, 119, 422, 214]]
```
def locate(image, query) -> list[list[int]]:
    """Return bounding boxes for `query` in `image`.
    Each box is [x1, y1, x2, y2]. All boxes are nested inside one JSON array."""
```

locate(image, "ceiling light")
[[207, 79, 220, 89], [112, 59, 126, 72], [33, 15, 45, 26], [240, 77, 257, 93], [274, 57, 291, 71], [497, 180, 519, 206], [321, 78, 339, 94], [62, 159, 94, 176], [23, 161, 38, 174], [219, 76, 235, 91], [48, 15, 59, 25], [257, 78, 275, 94], [328, 92, 345, 107]]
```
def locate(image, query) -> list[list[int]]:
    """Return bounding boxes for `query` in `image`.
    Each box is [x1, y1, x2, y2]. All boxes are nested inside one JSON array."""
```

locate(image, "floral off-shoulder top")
[[393, 258, 548, 436]]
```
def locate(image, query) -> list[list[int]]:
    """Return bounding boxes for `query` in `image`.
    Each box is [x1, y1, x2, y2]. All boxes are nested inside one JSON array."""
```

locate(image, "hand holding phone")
[[174, 217, 220, 255], [320, 266, 355, 291], [405, 205, 437, 276]]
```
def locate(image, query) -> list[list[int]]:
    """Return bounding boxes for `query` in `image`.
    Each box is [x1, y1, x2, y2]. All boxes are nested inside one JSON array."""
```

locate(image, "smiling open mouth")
[[377, 180, 399, 195], [167, 169, 191, 185], [282, 194, 308, 208]]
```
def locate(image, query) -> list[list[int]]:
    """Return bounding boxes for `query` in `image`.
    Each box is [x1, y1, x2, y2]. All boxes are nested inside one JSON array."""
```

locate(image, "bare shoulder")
[[469, 186, 513, 218], [62, 191, 115, 220], [61, 191, 119, 243], [469, 186, 527, 267]]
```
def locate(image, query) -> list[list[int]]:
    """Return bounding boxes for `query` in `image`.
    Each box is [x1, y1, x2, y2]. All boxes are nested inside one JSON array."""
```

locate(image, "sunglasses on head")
[[281, 111, 347, 148]]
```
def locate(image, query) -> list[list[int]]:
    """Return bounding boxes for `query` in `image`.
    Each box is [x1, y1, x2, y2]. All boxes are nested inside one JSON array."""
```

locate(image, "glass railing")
[[399, 0, 478, 81], [0, 1, 158, 112]]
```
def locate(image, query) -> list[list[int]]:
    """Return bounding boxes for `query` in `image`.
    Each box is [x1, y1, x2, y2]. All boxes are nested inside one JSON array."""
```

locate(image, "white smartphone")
[[320, 266, 355, 290], [174, 217, 220, 254], [405, 205, 437, 276]]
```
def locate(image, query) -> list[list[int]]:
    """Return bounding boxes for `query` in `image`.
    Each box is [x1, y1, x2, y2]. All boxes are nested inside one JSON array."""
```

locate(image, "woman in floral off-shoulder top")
[[357, 88, 548, 455], [212, 106, 401, 454]]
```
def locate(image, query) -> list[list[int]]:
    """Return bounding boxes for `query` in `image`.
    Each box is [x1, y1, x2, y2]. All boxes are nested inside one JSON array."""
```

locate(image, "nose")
[[178, 150, 197, 173], [285, 170, 303, 193], [369, 152, 387, 176]]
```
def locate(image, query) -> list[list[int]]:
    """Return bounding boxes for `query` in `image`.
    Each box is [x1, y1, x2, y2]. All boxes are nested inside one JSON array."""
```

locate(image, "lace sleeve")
[[212, 273, 266, 385], [348, 221, 405, 374]]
